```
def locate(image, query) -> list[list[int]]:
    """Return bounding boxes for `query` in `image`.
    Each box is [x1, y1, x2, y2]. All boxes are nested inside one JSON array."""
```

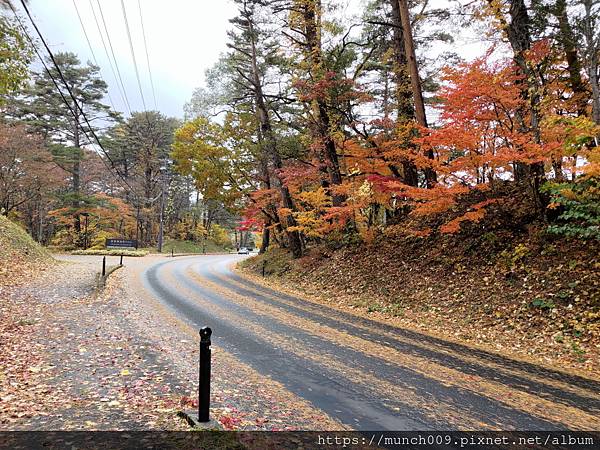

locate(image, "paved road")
[[142, 254, 600, 431]]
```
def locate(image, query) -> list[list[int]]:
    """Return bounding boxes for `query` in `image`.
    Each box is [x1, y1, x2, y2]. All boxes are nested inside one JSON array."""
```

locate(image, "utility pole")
[[81, 212, 89, 249], [157, 179, 166, 253], [135, 202, 141, 246]]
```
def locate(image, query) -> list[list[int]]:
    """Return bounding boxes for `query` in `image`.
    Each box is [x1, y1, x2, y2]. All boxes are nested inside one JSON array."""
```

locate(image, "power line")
[[87, 0, 131, 116], [137, 0, 157, 110], [71, 0, 117, 114], [10, 7, 80, 130], [120, 0, 146, 111], [95, 0, 133, 115], [11, 0, 137, 198], [72, 0, 98, 64]]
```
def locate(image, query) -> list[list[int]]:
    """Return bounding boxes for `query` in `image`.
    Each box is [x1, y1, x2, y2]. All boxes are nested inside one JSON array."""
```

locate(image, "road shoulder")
[[234, 261, 600, 383], [1, 254, 344, 431]]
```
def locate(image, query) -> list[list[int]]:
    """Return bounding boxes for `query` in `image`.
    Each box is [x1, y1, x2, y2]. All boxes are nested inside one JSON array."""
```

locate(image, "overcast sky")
[[23, 0, 239, 118], [20, 0, 484, 120]]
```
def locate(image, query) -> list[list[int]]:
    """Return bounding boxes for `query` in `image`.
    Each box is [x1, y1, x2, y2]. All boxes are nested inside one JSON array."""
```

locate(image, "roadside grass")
[[0, 215, 51, 263], [65, 239, 231, 257], [72, 249, 149, 257], [149, 239, 231, 255], [239, 247, 291, 276], [0, 215, 52, 285]]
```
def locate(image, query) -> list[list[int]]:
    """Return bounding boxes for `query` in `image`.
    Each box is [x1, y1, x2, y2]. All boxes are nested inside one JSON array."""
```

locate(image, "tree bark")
[[390, 0, 419, 187], [247, 9, 303, 258], [259, 220, 270, 254], [396, 0, 436, 187], [506, 0, 547, 211], [583, 0, 600, 126], [72, 110, 82, 234], [554, 0, 588, 116], [300, 0, 345, 205]]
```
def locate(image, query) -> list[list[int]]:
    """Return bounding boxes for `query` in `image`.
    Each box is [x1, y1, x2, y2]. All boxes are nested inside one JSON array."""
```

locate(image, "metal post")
[[135, 204, 141, 248], [171, 248, 174, 258], [198, 326, 212, 422], [157, 181, 166, 253], [83, 214, 89, 250], [102, 256, 106, 277], [119, 255, 123, 266], [262, 261, 266, 277]]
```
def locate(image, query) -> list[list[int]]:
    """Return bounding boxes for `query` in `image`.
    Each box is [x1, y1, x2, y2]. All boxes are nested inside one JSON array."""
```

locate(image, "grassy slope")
[[157, 239, 231, 254], [0, 215, 52, 285], [240, 192, 600, 373]]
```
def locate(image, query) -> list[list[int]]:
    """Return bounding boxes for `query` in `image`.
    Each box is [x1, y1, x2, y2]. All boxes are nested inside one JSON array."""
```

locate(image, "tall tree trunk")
[[396, 0, 436, 187], [259, 220, 270, 254], [590, 54, 600, 126], [390, 0, 419, 187], [247, 14, 303, 258], [505, 0, 547, 212], [300, 0, 345, 206], [583, 0, 600, 127], [554, 0, 588, 116]]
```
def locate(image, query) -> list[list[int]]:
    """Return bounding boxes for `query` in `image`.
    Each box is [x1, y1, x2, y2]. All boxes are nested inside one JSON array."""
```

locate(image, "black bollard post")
[[262, 260, 266, 277], [119, 254, 123, 266], [198, 327, 212, 422], [172, 248, 174, 258], [102, 256, 106, 277]]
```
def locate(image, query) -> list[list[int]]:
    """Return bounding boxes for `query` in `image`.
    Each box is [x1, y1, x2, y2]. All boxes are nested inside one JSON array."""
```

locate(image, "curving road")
[[142, 254, 600, 431]]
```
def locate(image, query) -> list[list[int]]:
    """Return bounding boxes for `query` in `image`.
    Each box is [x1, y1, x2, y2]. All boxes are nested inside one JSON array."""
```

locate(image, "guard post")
[[102, 256, 106, 277], [198, 326, 212, 422]]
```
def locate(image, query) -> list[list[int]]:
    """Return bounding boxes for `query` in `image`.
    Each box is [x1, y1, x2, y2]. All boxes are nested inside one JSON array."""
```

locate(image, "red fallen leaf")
[[219, 415, 241, 430], [179, 396, 197, 408]]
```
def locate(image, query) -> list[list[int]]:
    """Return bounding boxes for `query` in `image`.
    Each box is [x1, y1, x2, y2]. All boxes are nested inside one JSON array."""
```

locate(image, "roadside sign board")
[[106, 238, 138, 249]]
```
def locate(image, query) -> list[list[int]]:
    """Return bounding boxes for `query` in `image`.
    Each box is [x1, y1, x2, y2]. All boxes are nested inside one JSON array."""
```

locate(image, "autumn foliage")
[[238, 48, 599, 244]]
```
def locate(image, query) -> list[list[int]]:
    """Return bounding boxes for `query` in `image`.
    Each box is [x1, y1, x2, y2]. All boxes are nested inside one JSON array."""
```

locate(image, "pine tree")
[[19, 52, 115, 234]]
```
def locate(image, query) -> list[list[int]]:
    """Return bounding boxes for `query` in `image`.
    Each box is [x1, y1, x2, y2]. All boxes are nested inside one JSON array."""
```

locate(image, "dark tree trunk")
[[247, 14, 303, 258], [301, 0, 345, 206], [582, 0, 600, 126], [554, 0, 588, 116], [396, 0, 436, 187], [390, 0, 419, 187], [506, 0, 547, 213], [72, 115, 82, 234], [259, 220, 270, 254]]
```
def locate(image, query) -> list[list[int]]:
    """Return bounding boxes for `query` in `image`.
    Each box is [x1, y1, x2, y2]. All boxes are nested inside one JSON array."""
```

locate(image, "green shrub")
[[531, 298, 556, 310], [543, 177, 600, 240], [499, 243, 530, 270], [90, 230, 112, 250], [50, 229, 77, 249]]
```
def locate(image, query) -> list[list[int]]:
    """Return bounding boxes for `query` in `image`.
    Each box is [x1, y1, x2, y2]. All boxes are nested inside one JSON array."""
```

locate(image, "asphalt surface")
[[141, 254, 600, 431]]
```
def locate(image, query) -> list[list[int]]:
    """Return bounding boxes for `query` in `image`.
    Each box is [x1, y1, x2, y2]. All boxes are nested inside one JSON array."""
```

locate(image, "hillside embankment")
[[0, 215, 53, 286], [240, 196, 600, 375]]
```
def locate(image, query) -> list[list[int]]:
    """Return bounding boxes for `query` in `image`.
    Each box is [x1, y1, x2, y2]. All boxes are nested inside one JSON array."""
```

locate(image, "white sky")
[[24, 0, 239, 118], [20, 0, 485, 120]]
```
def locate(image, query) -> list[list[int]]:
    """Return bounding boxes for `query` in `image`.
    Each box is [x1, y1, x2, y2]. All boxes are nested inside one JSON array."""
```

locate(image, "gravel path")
[[0, 255, 342, 431], [1, 257, 190, 430]]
